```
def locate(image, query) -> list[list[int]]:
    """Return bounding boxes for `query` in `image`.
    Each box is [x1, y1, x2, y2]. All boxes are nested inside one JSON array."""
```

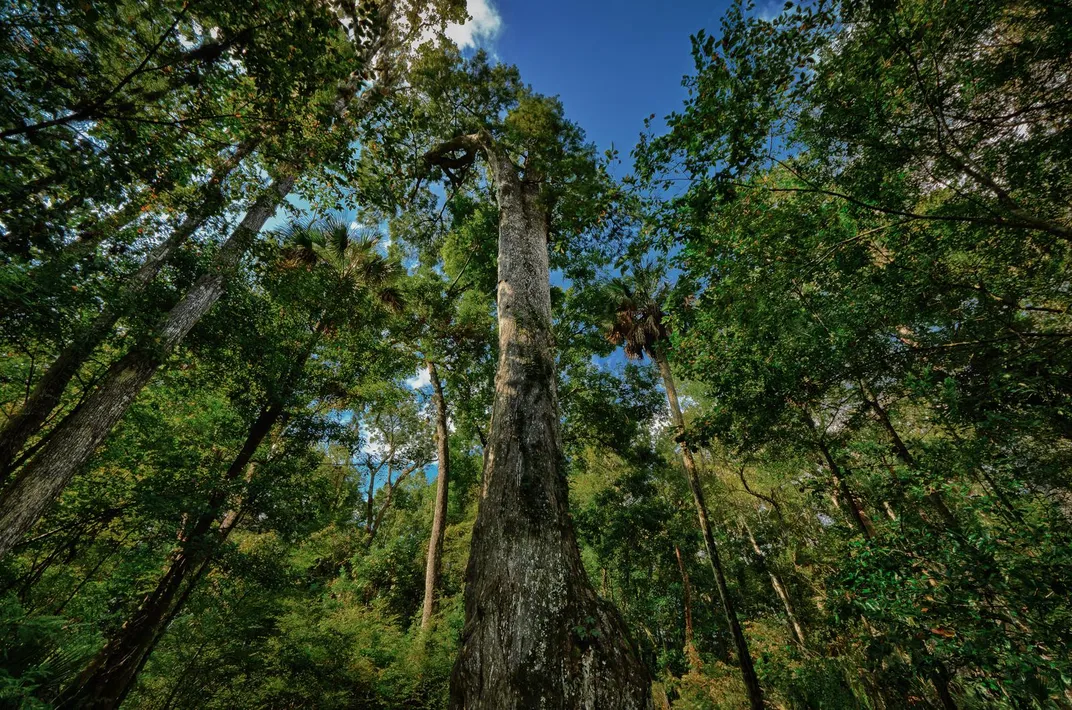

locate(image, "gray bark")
[[0, 3, 397, 496], [444, 137, 651, 709], [0, 175, 294, 558], [654, 350, 764, 710], [421, 360, 450, 630], [0, 138, 258, 480]]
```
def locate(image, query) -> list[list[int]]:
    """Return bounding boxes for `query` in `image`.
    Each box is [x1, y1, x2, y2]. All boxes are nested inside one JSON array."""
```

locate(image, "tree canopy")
[[1, 0, 1070, 707]]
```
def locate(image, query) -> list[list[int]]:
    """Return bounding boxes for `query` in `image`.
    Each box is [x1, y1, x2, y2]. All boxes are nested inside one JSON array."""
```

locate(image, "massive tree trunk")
[[421, 359, 451, 630], [0, 175, 295, 559], [55, 402, 282, 709], [0, 138, 259, 481], [654, 350, 764, 710], [443, 138, 651, 709]]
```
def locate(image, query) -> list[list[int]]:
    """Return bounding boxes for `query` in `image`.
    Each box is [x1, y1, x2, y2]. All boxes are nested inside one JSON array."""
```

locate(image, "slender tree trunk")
[[56, 402, 281, 709], [365, 465, 418, 547], [815, 438, 876, 539], [52, 533, 129, 615], [446, 140, 651, 709], [796, 407, 876, 539], [673, 545, 701, 672], [0, 175, 295, 559], [743, 521, 805, 647], [931, 666, 958, 710], [808, 404, 958, 708], [0, 139, 258, 481], [156, 638, 210, 710], [859, 384, 961, 531], [0, 31, 394, 555], [365, 465, 376, 531], [421, 360, 451, 630], [862, 391, 972, 710], [67, 137, 262, 261], [654, 350, 764, 710], [122, 515, 241, 710]]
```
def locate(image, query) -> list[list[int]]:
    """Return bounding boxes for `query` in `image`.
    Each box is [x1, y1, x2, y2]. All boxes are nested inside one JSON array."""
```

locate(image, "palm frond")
[[274, 218, 405, 321], [276, 219, 324, 269], [602, 264, 672, 360]]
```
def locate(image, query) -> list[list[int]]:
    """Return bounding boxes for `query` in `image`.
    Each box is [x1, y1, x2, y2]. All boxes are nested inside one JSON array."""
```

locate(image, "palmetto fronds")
[[604, 264, 671, 361], [275, 217, 404, 311]]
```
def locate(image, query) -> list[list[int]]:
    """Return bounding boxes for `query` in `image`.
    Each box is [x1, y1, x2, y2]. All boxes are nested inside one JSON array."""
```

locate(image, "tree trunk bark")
[[55, 401, 281, 709], [0, 34, 394, 554], [809, 401, 958, 708], [66, 137, 262, 261], [743, 521, 805, 647], [860, 389, 969, 709], [365, 464, 376, 531], [365, 465, 418, 548], [421, 360, 451, 630], [0, 139, 258, 481], [673, 545, 701, 672], [858, 384, 961, 532], [654, 350, 764, 710], [815, 438, 876, 540], [0, 175, 294, 559], [447, 143, 651, 709]]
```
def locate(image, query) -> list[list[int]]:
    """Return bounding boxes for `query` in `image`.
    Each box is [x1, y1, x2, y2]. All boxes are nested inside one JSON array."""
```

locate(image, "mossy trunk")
[[448, 147, 651, 709]]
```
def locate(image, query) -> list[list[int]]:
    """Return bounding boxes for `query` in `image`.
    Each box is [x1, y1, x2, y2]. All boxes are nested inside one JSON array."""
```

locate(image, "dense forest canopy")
[[1, 0, 1070, 707]]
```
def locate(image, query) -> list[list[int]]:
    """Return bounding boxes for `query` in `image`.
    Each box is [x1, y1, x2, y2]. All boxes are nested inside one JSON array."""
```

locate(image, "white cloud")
[[757, 0, 790, 22], [445, 0, 503, 50], [406, 367, 432, 390]]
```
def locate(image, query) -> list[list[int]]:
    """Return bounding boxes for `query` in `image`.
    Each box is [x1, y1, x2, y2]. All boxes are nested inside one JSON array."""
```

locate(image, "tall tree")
[[604, 266, 764, 709], [0, 0, 454, 558], [420, 359, 450, 630], [54, 218, 403, 708], [399, 50, 650, 707], [0, 137, 259, 480]]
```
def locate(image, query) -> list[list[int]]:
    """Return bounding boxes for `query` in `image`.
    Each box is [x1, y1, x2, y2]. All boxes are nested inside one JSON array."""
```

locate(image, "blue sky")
[[448, 0, 731, 171], [364, 1, 737, 476], [433, 0, 735, 378]]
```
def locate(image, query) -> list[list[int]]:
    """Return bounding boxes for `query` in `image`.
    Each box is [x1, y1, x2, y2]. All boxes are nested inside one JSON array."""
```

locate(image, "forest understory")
[[1, 0, 1071, 708]]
